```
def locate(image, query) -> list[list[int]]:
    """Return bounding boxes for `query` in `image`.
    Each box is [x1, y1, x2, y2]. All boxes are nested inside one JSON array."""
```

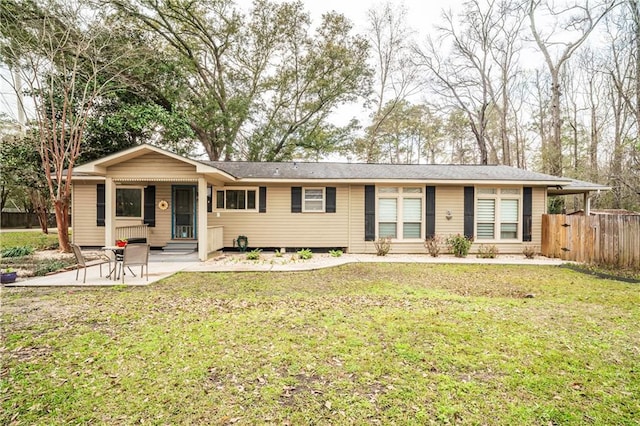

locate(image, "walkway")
[[4, 251, 566, 287]]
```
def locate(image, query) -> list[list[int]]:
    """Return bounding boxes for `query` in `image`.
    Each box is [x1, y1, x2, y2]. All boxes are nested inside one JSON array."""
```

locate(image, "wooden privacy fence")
[[541, 214, 640, 268]]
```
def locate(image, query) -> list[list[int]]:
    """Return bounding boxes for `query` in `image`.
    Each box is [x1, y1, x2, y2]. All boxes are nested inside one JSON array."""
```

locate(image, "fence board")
[[541, 214, 639, 269]]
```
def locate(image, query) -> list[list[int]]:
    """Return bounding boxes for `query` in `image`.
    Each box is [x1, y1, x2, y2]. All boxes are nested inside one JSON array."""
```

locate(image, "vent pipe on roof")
[[274, 168, 279, 176]]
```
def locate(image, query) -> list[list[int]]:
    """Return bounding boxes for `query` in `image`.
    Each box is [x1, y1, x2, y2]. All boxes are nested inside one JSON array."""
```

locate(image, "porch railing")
[[115, 224, 149, 242], [207, 225, 224, 253]]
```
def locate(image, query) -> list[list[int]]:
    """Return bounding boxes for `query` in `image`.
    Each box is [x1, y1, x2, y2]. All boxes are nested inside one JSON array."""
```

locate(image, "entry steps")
[[163, 240, 197, 253]]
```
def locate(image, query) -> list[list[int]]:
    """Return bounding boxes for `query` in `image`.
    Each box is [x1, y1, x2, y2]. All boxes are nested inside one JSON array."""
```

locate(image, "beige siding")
[[72, 182, 104, 246], [346, 184, 549, 255], [435, 186, 465, 237], [148, 183, 173, 247], [108, 152, 199, 180], [531, 187, 546, 246], [210, 184, 349, 249]]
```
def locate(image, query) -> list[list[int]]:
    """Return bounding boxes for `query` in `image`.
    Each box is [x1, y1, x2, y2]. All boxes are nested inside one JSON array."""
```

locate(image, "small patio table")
[[102, 246, 124, 280]]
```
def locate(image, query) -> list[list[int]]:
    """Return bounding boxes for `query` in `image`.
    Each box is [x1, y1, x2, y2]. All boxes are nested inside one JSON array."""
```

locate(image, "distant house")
[[70, 144, 608, 260]]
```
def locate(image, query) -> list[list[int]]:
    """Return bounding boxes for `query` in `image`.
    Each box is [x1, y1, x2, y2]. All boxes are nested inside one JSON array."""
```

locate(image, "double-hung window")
[[303, 188, 324, 212], [378, 187, 423, 240], [476, 188, 520, 240], [215, 188, 257, 211], [116, 187, 142, 218]]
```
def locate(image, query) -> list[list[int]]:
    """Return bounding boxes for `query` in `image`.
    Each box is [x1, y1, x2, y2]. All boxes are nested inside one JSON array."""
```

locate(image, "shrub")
[[446, 234, 472, 258], [246, 248, 262, 260], [297, 248, 313, 260], [329, 249, 343, 258], [523, 245, 537, 259], [1, 246, 35, 258], [274, 250, 284, 258], [477, 244, 499, 259], [34, 259, 71, 276], [424, 236, 442, 257], [374, 237, 391, 256]]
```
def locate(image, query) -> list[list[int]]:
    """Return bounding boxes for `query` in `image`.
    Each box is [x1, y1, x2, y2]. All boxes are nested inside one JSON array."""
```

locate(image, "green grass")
[[2, 264, 639, 425], [0, 231, 60, 251]]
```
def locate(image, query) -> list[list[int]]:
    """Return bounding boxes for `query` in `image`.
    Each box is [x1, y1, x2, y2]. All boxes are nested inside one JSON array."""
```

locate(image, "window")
[[377, 187, 423, 240], [215, 188, 258, 211], [303, 188, 324, 212], [476, 188, 520, 240], [116, 188, 142, 218]]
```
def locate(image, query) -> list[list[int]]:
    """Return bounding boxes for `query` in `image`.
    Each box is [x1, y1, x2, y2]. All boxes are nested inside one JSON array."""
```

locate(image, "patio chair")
[[119, 244, 150, 283], [71, 244, 111, 283]]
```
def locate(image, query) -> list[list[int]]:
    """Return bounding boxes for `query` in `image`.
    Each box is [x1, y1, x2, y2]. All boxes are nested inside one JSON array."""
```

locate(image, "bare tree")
[[527, 0, 617, 176], [358, 2, 420, 162], [0, 0, 133, 252]]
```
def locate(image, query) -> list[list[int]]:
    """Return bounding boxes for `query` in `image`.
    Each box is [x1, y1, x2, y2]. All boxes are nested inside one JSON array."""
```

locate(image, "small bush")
[[274, 250, 284, 258], [34, 259, 71, 276], [245, 248, 262, 260], [446, 234, 472, 258], [374, 237, 391, 256], [1, 246, 35, 258], [424, 236, 442, 257], [477, 244, 499, 259], [523, 245, 537, 259], [297, 248, 313, 260], [329, 249, 343, 258]]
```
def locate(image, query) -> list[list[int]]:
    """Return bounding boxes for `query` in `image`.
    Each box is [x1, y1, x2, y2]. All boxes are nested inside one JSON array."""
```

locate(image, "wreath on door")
[[158, 200, 169, 210], [236, 235, 249, 252]]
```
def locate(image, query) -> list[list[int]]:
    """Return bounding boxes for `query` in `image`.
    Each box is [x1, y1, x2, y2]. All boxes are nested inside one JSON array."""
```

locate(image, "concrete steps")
[[163, 240, 197, 253]]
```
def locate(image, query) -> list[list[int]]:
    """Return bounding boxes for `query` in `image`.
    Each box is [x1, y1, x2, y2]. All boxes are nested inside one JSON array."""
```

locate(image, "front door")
[[172, 185, 196, 240]]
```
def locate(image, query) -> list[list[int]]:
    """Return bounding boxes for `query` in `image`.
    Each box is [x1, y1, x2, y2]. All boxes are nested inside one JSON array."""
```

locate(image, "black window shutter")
[[259, 187, 267, 213], [291, 187, 302, 213], [523, 187, 533, 242], [426, 186, 436, 239], [96, 183, 105, 227], [364, 185, 375, 241], [207, 186, 212, 213], [325, 187, 336, 213], [144, 185, 156, 227], [464, 186, 474, 239]]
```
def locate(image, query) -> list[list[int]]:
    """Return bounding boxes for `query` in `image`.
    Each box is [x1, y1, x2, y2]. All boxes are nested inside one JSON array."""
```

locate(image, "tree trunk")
[[549, 71, 563, 176], [54, 199, 70, 253]]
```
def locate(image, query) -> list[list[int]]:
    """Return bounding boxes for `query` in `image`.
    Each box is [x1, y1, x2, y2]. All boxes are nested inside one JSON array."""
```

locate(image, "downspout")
[[584, 192, 591, 216], [347, 185, 352, 253]]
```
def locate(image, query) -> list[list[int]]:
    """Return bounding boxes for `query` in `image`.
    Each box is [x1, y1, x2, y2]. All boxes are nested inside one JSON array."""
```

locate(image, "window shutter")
[[523, 187, 532, 242], [325, 187, 336, 213], [96, 184, 105, 227], [364, 185, 375, 241], [464, 186, 474, 239], [426, 186, 436, 238], [259, 187, 267, 213], [207, 186, 212, 213], [144, 185, 156, 227], [291, 187, 302, 213]]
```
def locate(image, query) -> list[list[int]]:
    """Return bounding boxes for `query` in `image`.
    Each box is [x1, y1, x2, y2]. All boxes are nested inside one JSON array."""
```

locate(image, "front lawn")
[[2, 264, 638, 424]]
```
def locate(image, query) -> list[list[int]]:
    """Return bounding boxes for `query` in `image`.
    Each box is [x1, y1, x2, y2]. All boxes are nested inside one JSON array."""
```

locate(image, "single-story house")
[[70, 144, 609, 260]]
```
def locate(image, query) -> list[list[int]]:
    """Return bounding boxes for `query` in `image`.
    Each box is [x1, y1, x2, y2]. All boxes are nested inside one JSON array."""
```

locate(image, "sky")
[[0, 0, 462, 123]]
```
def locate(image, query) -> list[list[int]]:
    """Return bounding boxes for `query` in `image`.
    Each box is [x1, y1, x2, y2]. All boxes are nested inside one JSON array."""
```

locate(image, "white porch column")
[[197, 177, 208, 261], [105, 177, 115, 246]]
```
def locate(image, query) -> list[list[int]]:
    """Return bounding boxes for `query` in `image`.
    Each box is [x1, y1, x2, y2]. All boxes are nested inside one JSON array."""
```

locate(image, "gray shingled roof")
[[203, 161, 570, 183], [547, 178, 611, 194]]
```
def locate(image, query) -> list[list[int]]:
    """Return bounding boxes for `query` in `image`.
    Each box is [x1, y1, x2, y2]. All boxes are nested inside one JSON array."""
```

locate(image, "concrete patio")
[[4, 250, 567, 287]]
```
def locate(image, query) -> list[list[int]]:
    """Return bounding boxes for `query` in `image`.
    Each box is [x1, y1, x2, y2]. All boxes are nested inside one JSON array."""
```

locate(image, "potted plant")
[[1, 268, 17, 284]]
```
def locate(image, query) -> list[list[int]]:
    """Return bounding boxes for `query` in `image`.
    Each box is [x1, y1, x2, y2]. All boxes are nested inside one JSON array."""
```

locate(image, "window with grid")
[[303, 188, 324, 212], [215, 188, 257, 211]]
